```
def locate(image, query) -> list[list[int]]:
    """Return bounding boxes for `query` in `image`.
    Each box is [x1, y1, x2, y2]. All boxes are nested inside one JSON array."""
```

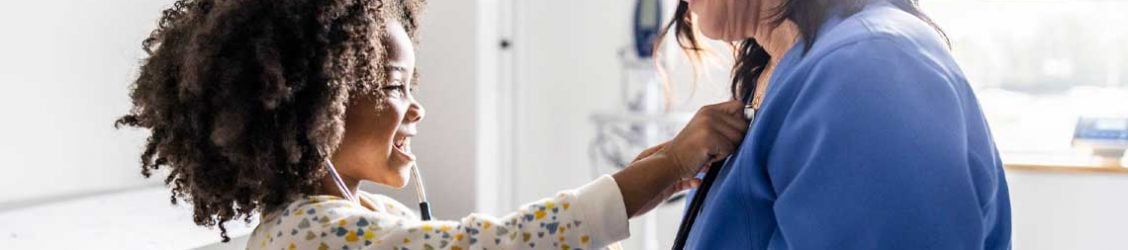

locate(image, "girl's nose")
[[405, 98, 425, 123]]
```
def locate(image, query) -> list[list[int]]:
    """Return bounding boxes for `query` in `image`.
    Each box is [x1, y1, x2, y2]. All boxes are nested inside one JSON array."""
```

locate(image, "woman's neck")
[[747, 20, 799, 108], [751, 20, 799, 65]]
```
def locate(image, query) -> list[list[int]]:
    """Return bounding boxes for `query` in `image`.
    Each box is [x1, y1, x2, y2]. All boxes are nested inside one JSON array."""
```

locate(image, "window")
[[923, 0, 1128, 165]]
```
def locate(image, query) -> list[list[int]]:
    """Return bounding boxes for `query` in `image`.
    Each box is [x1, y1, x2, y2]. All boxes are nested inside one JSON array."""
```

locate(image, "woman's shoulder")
[[781, 5, 961, 87], [801, 3, 951, 66], [765, 4, 971, 120]]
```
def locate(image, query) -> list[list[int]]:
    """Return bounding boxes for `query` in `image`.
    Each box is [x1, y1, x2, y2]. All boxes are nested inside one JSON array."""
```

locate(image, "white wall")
[[510, 0, 631, 204], [1007, 170, 1128, 250], [0, 0, 162, 209]]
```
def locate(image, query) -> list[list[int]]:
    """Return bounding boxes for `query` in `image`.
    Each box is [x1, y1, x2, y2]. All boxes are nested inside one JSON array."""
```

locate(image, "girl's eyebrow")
[[389, 65, 408, 73]]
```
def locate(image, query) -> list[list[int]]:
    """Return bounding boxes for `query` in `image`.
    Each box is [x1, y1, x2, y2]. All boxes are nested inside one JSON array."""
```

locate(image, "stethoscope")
[[322, 148, 433, 221], [671, 90, 758, 249]]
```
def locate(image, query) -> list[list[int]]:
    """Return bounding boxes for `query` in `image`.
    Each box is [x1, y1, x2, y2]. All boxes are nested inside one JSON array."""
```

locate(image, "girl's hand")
[[625, 100, 747, 215], [614, 101, 747, 218], [635, 175, 702, 216], [628, 141, 700, 215], [659, 100, 748, 178], [631, 141, 668, 163]]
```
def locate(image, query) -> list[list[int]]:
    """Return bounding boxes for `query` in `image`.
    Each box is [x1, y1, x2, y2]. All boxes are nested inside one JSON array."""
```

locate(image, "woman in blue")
[[661, 0, 1012, 248]]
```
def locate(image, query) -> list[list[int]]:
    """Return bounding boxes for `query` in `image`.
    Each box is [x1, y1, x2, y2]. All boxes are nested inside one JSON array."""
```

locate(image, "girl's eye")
[[382, 84, 408, 97], [383, 79, 405, 89]]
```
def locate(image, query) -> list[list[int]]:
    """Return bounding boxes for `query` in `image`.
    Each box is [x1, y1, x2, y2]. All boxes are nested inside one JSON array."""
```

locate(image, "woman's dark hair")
[[114, 0, 424, 241], [660, 0, 947, 101]]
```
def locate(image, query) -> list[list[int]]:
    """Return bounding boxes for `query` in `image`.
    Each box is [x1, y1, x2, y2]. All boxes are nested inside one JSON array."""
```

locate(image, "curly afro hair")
[[114, 0, 425, 241]]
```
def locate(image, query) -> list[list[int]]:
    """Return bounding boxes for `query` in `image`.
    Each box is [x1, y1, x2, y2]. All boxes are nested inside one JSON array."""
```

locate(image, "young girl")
[[116, 0, 748, 249]]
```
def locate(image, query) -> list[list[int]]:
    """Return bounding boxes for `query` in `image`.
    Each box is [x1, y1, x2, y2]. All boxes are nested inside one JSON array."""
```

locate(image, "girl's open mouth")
[[392, 134, 416, 160]]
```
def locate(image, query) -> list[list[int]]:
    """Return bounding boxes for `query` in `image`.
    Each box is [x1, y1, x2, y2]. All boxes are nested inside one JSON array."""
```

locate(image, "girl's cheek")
[[380, 99, 411, 119]]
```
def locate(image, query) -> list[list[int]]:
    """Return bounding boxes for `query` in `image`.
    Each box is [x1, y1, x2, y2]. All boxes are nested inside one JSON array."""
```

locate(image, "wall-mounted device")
[[1072, 117, 1128, 166], [632, 0, 662, 59]]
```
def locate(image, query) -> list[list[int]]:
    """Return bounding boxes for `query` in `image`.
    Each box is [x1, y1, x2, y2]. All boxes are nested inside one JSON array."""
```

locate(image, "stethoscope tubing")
[[672, 93, 757, 249], [671, 159, 727, 249]]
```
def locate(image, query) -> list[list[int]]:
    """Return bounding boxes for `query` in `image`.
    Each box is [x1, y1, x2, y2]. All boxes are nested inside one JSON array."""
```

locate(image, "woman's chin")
[[700, 27, 733, 42], [715, 31, 746, 42]]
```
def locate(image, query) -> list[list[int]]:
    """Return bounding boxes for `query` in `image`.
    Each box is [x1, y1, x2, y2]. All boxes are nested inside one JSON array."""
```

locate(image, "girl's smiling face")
[[332, 19, 425, 189]]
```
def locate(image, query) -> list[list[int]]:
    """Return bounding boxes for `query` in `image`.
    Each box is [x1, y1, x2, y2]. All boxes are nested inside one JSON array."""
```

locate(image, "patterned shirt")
[[247, 175, 629, 250]]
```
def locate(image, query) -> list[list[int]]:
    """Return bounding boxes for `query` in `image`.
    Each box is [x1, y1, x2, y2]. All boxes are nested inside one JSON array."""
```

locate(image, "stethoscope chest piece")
[[744, 104, 757, 120]]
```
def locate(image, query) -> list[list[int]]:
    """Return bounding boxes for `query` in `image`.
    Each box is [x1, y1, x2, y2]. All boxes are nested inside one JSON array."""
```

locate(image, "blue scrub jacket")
[[683, 2, 1012, 249]]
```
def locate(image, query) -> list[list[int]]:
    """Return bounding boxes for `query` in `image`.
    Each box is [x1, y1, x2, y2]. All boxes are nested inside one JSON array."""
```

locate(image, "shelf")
[[1000, 150, 1128, 174], [1004, 163, 1128, 175]]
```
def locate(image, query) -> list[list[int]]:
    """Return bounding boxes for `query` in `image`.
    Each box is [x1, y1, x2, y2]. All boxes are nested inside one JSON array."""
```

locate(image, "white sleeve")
[[572, 174, 631, 247]]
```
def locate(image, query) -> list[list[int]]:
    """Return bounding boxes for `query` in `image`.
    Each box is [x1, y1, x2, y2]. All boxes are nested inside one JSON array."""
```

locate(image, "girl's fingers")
[[632, 141, 669, 163], [671, 178, 702, 193], [717, 113, 749, 133], [709, 100, 746, 115], [713, 122, 745, 144]]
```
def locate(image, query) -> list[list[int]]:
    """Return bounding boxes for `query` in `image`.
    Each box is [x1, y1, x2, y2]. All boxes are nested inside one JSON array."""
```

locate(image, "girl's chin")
[[363, 162, 413, 189], [382, 146, 416, 188], [372, 171, 410, 189], [394, 163, 415, 188]]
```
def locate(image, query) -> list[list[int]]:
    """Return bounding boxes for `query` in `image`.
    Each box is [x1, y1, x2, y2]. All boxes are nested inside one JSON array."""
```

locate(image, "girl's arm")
[[280, 101, 747, 250]]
